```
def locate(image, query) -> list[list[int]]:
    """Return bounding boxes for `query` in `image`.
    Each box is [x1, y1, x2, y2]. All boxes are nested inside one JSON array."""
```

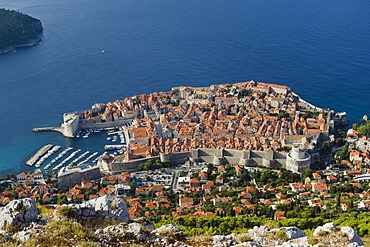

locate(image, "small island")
[[0, 8, 43, 54]]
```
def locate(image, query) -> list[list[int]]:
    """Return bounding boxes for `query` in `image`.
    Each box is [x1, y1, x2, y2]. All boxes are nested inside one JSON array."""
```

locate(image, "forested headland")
[[0, 8, 43, 52]]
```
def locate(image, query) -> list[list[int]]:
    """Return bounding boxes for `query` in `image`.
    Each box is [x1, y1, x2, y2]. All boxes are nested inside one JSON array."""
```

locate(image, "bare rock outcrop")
[[218, 223, 364, 247], [95, 222, 190, 247], [67, 195, 129, 223], [152, 224, 186, 240], [0, 198, 39, 230], [0, 230, 11, 242]]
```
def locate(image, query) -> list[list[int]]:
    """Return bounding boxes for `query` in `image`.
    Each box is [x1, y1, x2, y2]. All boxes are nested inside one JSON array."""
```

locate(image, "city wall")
[[79, 119, 133, 129], [109, 157, 159, 173], [106, 148, 287, 173], [58, 166, 102, 188]]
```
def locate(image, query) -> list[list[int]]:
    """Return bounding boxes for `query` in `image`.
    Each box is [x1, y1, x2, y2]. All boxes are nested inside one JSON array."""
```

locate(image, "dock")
[[107, 130, 125, 136], [25, 144, 53, 166], [32, 127, 65, 135], [104, 144, 127, 150]]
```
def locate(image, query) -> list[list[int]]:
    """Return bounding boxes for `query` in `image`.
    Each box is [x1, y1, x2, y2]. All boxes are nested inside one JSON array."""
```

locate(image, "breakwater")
[[33, 113, 133, 138], [25, 144, 53, 166]]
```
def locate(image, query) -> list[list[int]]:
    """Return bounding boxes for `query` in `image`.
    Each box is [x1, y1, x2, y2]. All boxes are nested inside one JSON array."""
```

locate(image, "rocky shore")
[[0, 36, 42, 54], [0, 196, 365, 247]]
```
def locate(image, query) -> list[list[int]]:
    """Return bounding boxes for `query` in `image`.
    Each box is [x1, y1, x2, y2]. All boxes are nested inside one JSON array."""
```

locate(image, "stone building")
[[286, 146, 311, 173]]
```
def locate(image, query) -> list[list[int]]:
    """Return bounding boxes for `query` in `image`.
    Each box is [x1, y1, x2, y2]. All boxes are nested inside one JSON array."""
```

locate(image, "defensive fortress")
[[35, 80, 348, 175]]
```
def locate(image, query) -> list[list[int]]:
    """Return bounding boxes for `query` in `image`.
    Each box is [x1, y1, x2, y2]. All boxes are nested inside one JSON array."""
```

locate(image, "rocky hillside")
[[0, 196, 365, 247]]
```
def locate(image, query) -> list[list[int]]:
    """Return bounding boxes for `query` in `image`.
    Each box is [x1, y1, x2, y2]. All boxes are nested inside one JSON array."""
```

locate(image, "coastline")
[[0, 37, 42, 55], [32, 81, 343, 176], [0, 10, 43, 55]]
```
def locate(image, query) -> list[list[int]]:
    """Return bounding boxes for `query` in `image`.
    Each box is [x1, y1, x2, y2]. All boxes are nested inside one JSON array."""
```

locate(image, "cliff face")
[[0, 8, 44, 54], [29, 19, 43, 33]]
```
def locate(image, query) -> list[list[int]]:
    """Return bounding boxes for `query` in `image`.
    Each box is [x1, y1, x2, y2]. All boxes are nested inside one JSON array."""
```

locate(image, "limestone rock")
[[111, 196, 130, 223], [213, 234, 235, 247], [74, 195, 129, 223], [133, 217, 155, 232], [234, 243, 262, 247], [95, 222, 148, 244], [0, 198, 39, 230], [126, 222, 147, 241], [313, 222, 336, 237], [13, 230, 33, 242], [0, 230, 10, 242], [348, 243, 365, 247], [247, 226, 270, 245], [152, 224, 185, 240], [340, 226, 364, 247], [281, 226, 306, 240]]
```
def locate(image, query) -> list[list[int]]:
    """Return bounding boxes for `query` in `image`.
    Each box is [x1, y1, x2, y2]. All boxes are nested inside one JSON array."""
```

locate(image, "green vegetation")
[[334, 143, 350, 162], [353, 121, 370, 137], [0, 8, 42, 50], [23, 220, 96, 247], [36, 201, 50, 215], [138, 159, 173, 170], [57, 194, 67, 205], [307, 236, 319, 245], [251, 169, 301, 187], [275, 230, 288, 241], [58, 206, 77, 218], [77, 242, 98, 247], [302, 111, 320, 119], [318, 230, 329, 236], [154, 212, 370, 237]]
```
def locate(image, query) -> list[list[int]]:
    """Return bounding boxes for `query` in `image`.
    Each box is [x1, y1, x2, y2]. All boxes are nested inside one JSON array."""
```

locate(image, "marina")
[[104, 144, 127, 151], [80, 152, 99, 164], [44, 147, 73, 170], [70, 151, 90, 166], [25, 144, 53, 166], [92, 153, 106, 163], [35, 145, 61, 168], [26, 126, 123, 173], [24, 124, 128, 174], [52, 149, 81, 171]]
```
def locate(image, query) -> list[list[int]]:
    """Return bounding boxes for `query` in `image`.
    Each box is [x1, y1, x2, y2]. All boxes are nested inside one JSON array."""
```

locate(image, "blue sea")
[[0, 0, 369, 176]]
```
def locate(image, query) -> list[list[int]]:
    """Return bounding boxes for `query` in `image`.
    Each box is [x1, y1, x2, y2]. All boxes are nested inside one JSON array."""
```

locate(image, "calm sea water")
[[0, 0, 369, 176]]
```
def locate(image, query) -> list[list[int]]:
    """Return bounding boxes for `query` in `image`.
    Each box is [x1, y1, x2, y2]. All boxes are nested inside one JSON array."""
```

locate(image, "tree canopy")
[[356, 121, 370, 137], [0, 8, 42, 50]]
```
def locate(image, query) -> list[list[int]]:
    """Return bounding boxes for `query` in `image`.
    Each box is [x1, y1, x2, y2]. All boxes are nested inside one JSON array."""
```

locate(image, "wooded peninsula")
[[0, 8, 43, 53]]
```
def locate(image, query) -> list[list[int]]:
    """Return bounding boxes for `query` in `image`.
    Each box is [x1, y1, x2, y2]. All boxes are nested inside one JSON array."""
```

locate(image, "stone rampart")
[[79, 119, 133, 129], [107, 148, 287, 173], [111, 157, 160, 173], [58, 166, 102, 188]]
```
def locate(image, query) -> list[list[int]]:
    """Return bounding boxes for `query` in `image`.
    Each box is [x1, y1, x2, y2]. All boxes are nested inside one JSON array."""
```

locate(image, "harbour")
[[25, 144, 53, 166], [24, 124, 126, 175], [34, 145, 61, 168]]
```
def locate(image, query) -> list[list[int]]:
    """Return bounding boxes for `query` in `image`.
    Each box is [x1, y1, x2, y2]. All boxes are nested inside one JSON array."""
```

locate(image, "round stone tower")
[[286, 146, 311, 173]]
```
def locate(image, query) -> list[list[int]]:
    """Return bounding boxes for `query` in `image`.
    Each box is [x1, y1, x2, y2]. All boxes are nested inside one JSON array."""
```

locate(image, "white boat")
[[52, 149, 80, 171], [104, 144, 127, 151], [71, 151, 90, 165], [80, 152, 99, 164]]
